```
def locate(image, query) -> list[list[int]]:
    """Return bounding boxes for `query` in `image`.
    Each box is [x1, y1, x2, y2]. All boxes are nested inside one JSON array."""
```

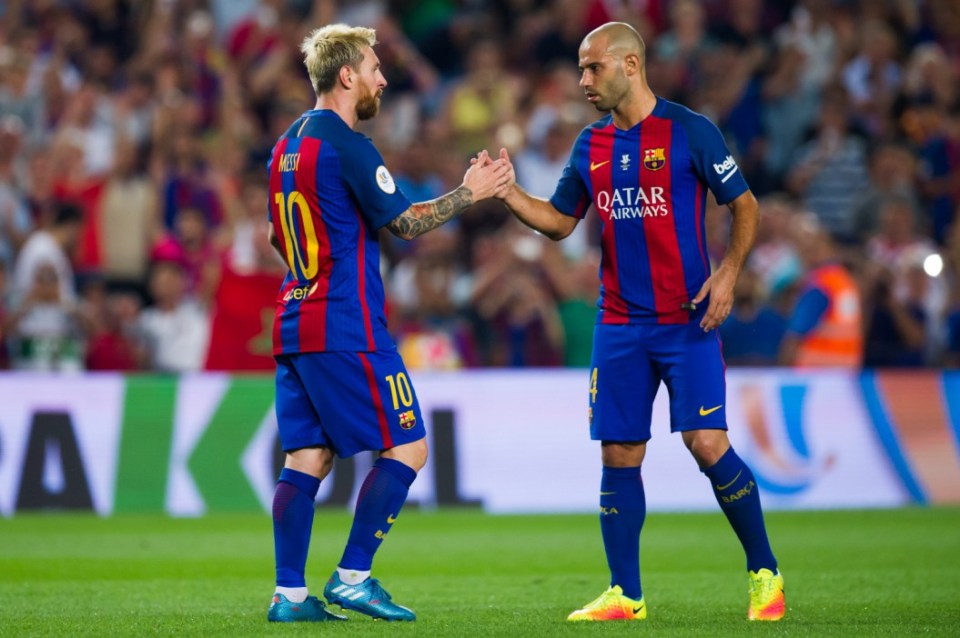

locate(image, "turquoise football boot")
[[267, 593, 347, 622], [323, 571, 416, 621]]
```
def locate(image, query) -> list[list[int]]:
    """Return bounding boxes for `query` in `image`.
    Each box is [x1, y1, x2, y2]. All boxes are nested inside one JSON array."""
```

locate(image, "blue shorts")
[[589, 323, 727, 441], [274, 350, 426, 458]]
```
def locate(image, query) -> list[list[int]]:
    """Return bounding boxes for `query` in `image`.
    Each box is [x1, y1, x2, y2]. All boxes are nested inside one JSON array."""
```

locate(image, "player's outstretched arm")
[[494, 148, 578, 241], [387, 154, 511, 240]]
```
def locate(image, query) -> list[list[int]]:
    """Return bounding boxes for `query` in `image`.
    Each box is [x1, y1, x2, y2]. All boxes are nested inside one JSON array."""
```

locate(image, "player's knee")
[[600, 441, 646, 467], [285, 447, 334, 478], [382, 438, 428, 473], [683, 430, 729, 468]]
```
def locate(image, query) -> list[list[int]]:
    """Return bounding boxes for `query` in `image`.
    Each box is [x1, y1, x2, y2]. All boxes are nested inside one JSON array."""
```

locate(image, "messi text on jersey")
[[278, 153, 301, 172]]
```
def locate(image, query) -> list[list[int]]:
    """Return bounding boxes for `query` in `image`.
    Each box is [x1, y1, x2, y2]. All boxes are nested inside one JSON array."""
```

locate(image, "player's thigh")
[[293, 349, 426, 458], [655, 324, 727, 432], [274, 354, 330, 452], [589, 324, 660, 442]]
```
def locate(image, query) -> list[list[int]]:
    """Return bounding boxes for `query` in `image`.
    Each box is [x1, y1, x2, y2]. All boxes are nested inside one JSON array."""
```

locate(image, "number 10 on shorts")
[[385, 373, 414, 410]]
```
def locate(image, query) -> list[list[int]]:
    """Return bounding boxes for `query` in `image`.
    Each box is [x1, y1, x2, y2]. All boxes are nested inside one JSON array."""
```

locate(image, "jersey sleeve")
[[686, 114, 749, 205], [786, 287, 830, 336], [340, 136, 412, 229], [549, 131, 591, 219]]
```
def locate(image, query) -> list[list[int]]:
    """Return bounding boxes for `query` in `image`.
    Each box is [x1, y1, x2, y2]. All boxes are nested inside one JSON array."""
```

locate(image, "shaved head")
[[578, 22, 650, 116], [583, 22, 645, 63]]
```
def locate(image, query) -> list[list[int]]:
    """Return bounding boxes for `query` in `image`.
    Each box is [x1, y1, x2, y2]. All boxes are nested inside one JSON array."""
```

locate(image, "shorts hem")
[[281, 438, 329, 453], [589, 434, 653, 443], [670, 420, 727, 433]]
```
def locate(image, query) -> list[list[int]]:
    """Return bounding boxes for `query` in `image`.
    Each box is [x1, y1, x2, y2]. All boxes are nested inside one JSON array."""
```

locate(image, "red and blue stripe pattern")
[[553, 98, 743, 325], [268, 111, 400, 355]]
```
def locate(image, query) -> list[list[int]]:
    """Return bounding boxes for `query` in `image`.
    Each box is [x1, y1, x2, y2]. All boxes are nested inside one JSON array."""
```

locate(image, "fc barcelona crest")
[[643, 147, 666, 171], [399, 410, 417, 430]]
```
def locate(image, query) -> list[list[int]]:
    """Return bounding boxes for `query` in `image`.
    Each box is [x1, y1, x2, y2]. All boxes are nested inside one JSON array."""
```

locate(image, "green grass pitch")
[[1, 507, 958, 636]]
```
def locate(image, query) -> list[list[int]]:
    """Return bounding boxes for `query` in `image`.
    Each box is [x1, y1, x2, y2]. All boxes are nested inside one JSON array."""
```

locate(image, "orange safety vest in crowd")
[[795, 263, 863, 368]]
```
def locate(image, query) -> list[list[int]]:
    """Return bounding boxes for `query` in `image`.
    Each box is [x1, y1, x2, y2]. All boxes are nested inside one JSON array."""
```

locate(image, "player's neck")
[[314, 95, 358, 129], [611, 86, 658, 130]]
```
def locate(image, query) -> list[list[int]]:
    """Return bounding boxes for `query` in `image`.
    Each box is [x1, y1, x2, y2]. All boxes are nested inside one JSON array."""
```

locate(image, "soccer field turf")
[[1, 508, 958, 636]]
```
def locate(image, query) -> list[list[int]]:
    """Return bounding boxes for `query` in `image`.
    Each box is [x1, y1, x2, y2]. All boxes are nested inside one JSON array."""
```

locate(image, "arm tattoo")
[[387, 186, 473, 240]]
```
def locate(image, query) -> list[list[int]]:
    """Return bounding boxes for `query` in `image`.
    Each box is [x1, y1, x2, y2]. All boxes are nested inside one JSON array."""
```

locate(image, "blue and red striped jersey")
[[267, 109, 411, 354], [550, 97, 749, 325]]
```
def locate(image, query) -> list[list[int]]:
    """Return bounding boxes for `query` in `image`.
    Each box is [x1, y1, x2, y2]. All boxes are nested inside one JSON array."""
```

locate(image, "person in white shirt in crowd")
[[138, 257, 210, 373], [12, 203, 81, 307]]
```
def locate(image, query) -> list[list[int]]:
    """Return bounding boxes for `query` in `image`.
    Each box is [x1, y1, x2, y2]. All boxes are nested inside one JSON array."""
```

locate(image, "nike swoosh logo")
[[632, 606, 644, 614], [715, 470, 742, 491], [387, 514, 397, 524], [590, 160, 610, 171], [699, 404, 722, 416], [600, 491, 616, 496]]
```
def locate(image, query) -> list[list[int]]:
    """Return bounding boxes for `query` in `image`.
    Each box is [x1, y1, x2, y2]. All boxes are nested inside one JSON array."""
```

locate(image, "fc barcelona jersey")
[[267, 109, 411, 354], [550, 97, 749, 325]]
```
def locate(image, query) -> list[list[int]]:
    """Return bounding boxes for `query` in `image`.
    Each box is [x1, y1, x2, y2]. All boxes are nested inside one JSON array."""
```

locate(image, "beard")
[[589, 76, 629, 112], [356, 85, 381, 121]]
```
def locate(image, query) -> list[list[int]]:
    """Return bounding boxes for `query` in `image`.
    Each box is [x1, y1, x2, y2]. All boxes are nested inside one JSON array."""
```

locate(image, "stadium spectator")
[[865, 196, 937, 273], [441, 37, 520, 154], [779, 214, 862, 367], [863, 259, 929, 368], [747, 194, 802, 300], [785, 85, 869, 242], [0, 115, 32, 272], [0, 259, 9, 369], [720, 268, 787, 366], [651, 0, 713, 100], [11, 202, 81, 307], [539, 243, 599, 368], [4, 261, 89, 371], [85, 289, 147, 372], [391, 227, 477, 370], [901, 94, 959, 245], [0, 48, 46, 145], [761, 0, 836, 186], [945, 278, 960, 368], [138, 258, 210, 373], [469, 222, 563, 368], [514, 107, 593, 259], [851, 142, 922, 242], [842, 19, 902, 135], [98, 138, 160, 287]]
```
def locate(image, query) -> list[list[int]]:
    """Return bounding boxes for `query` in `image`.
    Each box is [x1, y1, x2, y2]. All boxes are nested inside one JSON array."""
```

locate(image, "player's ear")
[[338, 64, 353, 90], [623, 52, 640, 76]]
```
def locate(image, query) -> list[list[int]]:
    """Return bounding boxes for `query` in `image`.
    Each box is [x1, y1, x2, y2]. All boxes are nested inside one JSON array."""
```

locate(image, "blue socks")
[[703, 447, 777, 573], [599, 465, 645, 600], [340, 457, 417, 571], [273, 468, 321, 587]]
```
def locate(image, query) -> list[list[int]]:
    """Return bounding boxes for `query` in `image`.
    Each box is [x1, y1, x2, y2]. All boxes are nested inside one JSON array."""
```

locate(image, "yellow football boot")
[[748, 568, 785, 621], [566, 585, 646, 622]]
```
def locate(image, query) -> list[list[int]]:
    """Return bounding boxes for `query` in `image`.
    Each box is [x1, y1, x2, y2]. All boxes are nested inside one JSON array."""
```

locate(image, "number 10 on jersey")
[[274, 190, 320, 279]]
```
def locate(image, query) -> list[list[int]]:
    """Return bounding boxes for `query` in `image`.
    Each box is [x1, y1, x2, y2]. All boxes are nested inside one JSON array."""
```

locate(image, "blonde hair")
[[300, 24, 377, 95]]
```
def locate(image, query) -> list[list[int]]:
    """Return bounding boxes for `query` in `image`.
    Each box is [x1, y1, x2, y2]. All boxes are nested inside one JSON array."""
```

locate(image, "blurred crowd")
[[0, 0, 958, 373]]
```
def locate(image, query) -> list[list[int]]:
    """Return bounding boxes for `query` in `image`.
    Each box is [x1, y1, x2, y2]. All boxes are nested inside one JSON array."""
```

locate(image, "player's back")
[[268, 109, 409, 356]]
